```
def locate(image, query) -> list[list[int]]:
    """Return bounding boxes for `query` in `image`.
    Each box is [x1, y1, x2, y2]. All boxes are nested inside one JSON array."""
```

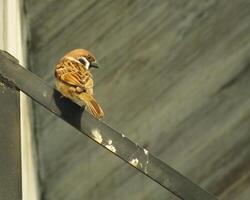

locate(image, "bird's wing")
[[55, 59, 92, 89]]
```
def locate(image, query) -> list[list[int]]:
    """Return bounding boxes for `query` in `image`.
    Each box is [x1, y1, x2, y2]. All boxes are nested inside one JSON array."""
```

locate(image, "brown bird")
[[55, 49, 104, 119]]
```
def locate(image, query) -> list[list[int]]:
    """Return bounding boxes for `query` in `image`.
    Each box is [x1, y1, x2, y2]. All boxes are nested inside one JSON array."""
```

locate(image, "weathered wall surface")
[[25, 0, 250, 199]]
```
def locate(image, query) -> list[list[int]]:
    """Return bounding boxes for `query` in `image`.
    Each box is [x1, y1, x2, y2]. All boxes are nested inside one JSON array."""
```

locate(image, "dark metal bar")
[[0, 62, 22, 199], [0, 50, 217, 200]]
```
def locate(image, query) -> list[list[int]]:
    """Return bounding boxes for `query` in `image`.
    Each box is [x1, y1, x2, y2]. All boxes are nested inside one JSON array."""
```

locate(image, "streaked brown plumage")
[[55, 49, 104, 119]]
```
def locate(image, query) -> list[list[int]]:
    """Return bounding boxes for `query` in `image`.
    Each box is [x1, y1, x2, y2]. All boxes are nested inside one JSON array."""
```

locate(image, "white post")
[[0, 0, 39, 199]]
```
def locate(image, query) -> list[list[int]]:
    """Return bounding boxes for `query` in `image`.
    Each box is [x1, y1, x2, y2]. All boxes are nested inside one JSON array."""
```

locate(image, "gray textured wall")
[[25, 0, 250, 199]]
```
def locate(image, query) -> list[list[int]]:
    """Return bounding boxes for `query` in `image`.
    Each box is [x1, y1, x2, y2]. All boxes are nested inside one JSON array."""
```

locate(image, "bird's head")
[[62, 49, 100, 70]]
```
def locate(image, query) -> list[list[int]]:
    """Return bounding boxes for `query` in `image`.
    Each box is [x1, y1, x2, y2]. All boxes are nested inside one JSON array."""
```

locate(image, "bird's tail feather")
[[79, 93, 104, 119]]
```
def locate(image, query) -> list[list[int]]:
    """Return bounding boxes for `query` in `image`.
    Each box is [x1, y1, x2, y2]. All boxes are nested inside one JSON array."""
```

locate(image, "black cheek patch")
[[79, 57, 86, 65]]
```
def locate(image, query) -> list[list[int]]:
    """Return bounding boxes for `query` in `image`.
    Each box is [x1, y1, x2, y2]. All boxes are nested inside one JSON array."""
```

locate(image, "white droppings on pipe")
[[129, 158, 139, 167], [105, 144, 117, 153], [143, 148, 149, 155], [105, 139, 117, 153], [143, 148, 149, 174], [91, 128, 103, 143], [107, 139, 112, 145]]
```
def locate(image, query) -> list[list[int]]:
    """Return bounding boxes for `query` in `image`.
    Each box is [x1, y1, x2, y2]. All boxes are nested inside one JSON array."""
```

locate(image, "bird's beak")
[[90, 61, 100, 69]]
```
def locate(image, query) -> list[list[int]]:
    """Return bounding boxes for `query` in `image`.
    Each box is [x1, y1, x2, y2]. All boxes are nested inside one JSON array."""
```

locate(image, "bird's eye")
[[79, 57, 86, 65], [87, 55, 92, 61]]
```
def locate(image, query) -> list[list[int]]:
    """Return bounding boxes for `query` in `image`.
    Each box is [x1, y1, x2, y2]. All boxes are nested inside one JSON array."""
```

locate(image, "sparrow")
[[55, 49, 104, 119]]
